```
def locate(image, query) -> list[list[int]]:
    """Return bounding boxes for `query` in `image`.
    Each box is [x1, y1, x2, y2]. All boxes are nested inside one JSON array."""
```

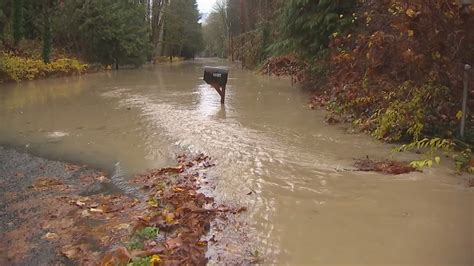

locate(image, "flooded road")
[[1, 58, 472, 265]]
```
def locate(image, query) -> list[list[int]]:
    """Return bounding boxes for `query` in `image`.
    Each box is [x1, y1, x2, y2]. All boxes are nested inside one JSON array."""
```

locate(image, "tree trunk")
[[152, 0, 169, 59], [12, 0, 23, 46], [42, 1, 52, 64]]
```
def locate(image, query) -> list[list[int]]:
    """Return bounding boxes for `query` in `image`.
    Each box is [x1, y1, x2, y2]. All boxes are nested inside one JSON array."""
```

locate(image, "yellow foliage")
[[0, 52, 88, 83], [149, 255, 161, 265]]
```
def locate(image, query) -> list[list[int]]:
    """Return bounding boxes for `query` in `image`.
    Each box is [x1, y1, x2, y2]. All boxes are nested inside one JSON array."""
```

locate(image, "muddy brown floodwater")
[[0, 58, 473, 265]]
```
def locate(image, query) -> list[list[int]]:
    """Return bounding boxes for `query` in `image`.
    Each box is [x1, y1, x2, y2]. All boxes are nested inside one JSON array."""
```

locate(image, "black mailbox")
[[203, 67, 229, 87]]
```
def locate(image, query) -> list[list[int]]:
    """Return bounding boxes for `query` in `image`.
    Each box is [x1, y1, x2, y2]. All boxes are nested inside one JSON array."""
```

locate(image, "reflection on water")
[[0, 59, 472, 265], [1, 77, 84, 110]]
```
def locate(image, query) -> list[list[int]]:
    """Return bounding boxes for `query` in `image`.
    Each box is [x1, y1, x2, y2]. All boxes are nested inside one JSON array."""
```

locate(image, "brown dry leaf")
[[165, 237, 183, 250], [405, 8, 417, 18], [61, 245, 79, 259], [90, 208, 104, 213], [34, 177, 63, 188], [130, 246, 166, 258], [196, 241, 207, 247], [75, 200, 86, 207], [98, 175, 110, 183], [173, 187, 184, 193], [113, 247, 131, 263], [65, 164, 81, 172], [354, 158, 416, 175], [115, 223, 130, 230], [164, 213, 175, 224], [469, 160, 474, 167], [100, 247, 131, 266], [42, 232, 59, 241]]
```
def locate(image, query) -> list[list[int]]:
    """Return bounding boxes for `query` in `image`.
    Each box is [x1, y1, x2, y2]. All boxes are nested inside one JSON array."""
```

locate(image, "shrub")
[[0, 52, 88, 82], [313, 0, 473, 143]]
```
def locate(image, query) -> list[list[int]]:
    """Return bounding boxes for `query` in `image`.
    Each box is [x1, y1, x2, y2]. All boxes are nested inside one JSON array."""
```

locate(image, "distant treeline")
[[0, 0, 203, 67]]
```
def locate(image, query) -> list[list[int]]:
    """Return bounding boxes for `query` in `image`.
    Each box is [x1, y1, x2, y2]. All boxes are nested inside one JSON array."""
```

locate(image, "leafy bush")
[[370, 82, 451, 141], [396, 137, 454, 168], [309, 0, 473, 143], [234, 30, 265, 69], [0, 52, 87, 82], [269, 0, 357, 57]]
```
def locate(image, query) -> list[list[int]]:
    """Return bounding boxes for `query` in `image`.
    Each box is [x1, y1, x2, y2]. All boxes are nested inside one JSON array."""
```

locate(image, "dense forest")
[[0, 0, 202, 81]]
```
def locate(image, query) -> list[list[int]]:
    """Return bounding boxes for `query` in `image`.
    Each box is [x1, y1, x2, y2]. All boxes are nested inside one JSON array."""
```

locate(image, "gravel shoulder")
[[0, 146, 111, 265], [0, 146, 252, 265]]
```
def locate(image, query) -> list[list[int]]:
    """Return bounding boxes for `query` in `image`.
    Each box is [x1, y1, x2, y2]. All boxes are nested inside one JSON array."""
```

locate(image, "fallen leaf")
[[150, 254, 161, 264], [130, 246, 166, 258], [115, 223, 130, 230], [98, 176, 110, 183], [165, 237, 182, 249], [90, 208, 104, 213], [406, 8, 416, 18], [75, 200, 86, 207], [148, 199, 159, 208], [61, 246, 78, 259], [100, 247, 131, 266], [196, 241, 207, 247], [43, 232, 59, 240], [164, 213, 175, 224]]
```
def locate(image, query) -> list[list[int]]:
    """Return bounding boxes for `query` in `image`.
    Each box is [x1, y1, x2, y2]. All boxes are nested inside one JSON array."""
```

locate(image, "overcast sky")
[[197, 0, 217, 18]]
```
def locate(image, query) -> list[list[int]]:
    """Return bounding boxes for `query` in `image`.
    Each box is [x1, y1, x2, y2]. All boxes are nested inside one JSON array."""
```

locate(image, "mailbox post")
[[204, 67, 229, 104]]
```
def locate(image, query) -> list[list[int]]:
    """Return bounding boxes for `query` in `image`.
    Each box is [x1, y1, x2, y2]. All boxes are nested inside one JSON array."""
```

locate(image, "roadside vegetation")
[[0, 0, 203, 83], [0, 52, 87, 82], [203, 0, 474, 176]]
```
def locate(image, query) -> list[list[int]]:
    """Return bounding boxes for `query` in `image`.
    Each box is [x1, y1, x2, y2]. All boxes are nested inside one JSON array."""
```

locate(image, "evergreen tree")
[[0, 1, 5, 43], [78, 0, 151, 68], [163, 0, 202, 58], [270, 0, 357, 57], [12, 0, 23, 45], [41, 0, 51, 63]]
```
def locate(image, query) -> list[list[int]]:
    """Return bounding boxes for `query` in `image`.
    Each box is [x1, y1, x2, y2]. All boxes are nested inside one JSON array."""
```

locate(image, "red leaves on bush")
[[261, 55, 308, 80]]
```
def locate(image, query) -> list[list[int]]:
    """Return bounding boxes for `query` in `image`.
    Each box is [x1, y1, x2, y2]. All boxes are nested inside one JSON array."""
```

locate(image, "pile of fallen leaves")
[[354, 157, 417, 175], [2, 153, 244, 265], [101, 154, 244, 266]]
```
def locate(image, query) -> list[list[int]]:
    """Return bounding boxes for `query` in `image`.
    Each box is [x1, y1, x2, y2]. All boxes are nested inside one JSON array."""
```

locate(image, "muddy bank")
[[0, 146, 250, 265]]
